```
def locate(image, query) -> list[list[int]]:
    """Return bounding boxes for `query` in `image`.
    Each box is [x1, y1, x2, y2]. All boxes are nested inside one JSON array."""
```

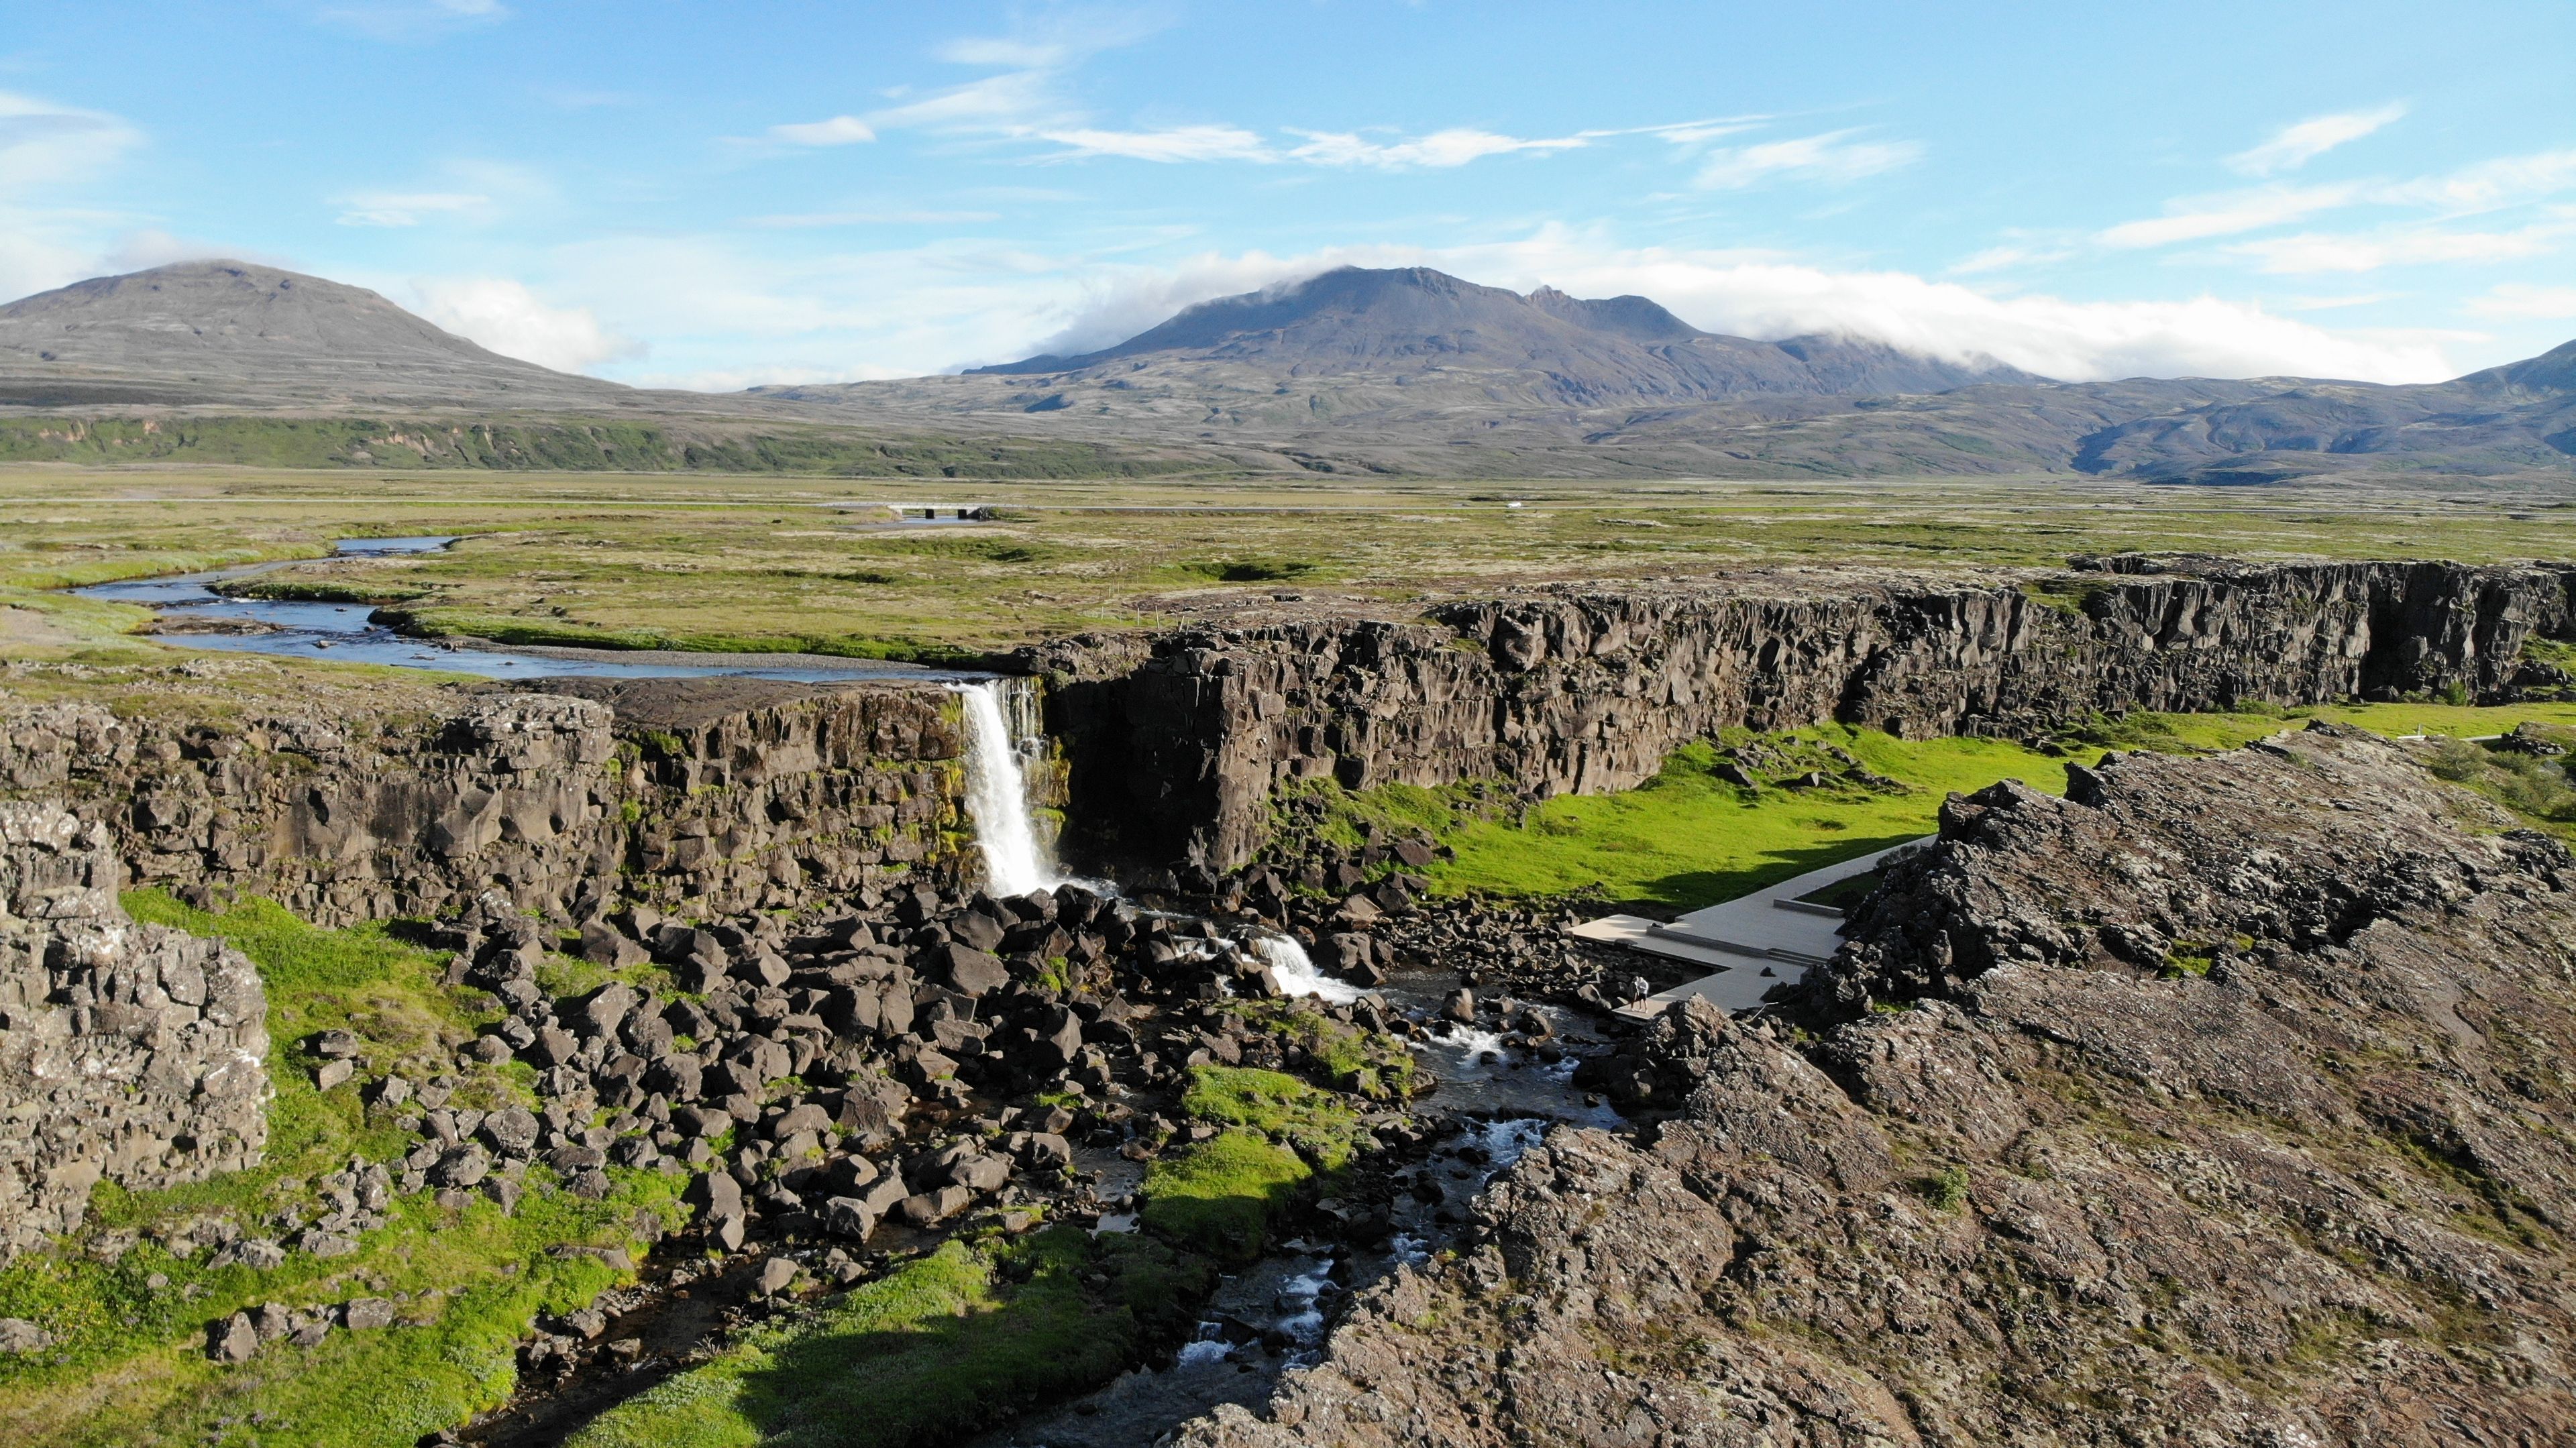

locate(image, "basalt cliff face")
[[1175, 726, 2576, 1447], [1028, 557, 2576, 870], [0, 677, 975, 928], [1, 801, 269, 1260]]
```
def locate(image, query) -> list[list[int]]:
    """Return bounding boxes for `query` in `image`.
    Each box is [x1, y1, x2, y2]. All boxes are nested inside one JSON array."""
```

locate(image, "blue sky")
[[4, 1, 2572, 389]]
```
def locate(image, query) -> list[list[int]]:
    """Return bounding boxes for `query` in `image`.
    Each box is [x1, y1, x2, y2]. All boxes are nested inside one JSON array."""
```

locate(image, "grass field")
[[1301, 702, 2576, 911], [5, 467, 2573, 662]]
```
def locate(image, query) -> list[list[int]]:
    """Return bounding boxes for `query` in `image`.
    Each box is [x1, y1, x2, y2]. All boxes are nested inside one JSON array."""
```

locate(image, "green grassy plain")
[[4, 467, 2573, 662]]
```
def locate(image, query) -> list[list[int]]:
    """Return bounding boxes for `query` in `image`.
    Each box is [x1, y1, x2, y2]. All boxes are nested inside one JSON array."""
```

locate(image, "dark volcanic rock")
[[1173, 727, 2576, 1446], [1028, 557, 2576, 869], [1, 801, 269, 1260]]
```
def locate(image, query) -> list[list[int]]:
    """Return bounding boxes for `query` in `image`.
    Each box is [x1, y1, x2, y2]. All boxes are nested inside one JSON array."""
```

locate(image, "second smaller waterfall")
[[955, 680, 1059, 897]]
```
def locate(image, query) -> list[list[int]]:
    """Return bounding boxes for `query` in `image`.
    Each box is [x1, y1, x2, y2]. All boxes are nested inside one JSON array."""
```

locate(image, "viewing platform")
[[1571, 839, 1929, 1018]]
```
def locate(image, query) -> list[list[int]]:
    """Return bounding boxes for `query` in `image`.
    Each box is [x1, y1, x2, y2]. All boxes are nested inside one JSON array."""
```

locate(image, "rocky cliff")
[[1, 801, 268, 1260], [0, 677, 973, 928], [1175, 726, 2576, 1445], [1026, 557, 2576, 869]]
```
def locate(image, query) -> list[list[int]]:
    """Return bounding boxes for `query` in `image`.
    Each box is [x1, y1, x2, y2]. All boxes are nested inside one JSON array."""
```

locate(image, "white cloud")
[[1949, 242, 2075, 275], [2225, 219, 2574, 274], [2465, 282, 2576, 320], [409, 276, 643, 373], [107, 229, 291, 272], [0, 91, 144, 192], [2275, 291, 2398, 311], [315, 0, 506, 41], [934, 37, 1070, 68], [1021, 230, 2458, 384], [1037, 125, 1270, 163], [335, 190, 489, 227], [747, 209, 1002, 228], [771, 115, 876, 146], [2096, 182, 2362, 248], [2382, 147, 2576, 213], [1693, 129, 1921, 190], [2226, 103, 2407, 176], [1285, 127, 1588, 169]]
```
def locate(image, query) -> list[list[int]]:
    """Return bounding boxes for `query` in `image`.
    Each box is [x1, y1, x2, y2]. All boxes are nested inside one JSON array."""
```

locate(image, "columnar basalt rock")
[[0, 801, 268, 1260], [0, 677, 975, 928], [1028, 557, 2576, 869]]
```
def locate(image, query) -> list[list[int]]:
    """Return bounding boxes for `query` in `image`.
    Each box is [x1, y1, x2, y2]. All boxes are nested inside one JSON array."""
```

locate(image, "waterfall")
[[953, 679, 1059, 897], [1251, 935, 1362, 1005]]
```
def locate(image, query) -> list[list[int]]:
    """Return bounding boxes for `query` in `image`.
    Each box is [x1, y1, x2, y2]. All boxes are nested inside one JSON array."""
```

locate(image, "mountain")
[[1, 260, 2567, 484], [760, 267, 2576, 484], [0, 260, 643, 410], [959, 265, 2040, 402], [2075, 337, 2576, 482]]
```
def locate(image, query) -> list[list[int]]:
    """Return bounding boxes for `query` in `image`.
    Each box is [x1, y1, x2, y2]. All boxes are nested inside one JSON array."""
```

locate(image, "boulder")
[[578, 920, 647, 968], [207, 1312, 258, 1363], [342, 1298, 396, 1331], [933, 943, 1010, 997], [822, 1196, 878, 1241]]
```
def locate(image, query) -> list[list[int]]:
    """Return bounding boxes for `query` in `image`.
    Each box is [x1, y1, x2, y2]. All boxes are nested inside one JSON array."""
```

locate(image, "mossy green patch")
[[1317, 702, 2576, 910], [0, 896, 682, 1448], [568, 1227, 1198, 1448], [1138, 1129, 1313, 1265]]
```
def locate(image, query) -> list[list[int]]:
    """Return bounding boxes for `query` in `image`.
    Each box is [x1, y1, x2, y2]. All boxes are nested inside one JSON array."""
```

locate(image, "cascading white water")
[[1251, 935, 1362, 1005], [953, 680, 1058, 897]]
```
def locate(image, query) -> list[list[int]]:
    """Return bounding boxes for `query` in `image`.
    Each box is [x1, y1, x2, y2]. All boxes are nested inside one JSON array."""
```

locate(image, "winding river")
[[74, 535, 987, 683]]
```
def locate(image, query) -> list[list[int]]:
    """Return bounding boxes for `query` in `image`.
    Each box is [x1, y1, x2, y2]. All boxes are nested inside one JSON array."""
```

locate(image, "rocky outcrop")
[[0, 677, 971, 928], [1028, 557, 2576, 869], [1, 801, 268, 1260], [1171, 727, 2576, 1446]]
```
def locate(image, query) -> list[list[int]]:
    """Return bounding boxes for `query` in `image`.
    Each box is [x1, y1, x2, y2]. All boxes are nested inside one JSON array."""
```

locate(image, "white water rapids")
[[954, 680, 1061, 897]]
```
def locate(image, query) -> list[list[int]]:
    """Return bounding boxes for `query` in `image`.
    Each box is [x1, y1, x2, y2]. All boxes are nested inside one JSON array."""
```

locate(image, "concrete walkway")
[[1568, 840, 1929, 1018]]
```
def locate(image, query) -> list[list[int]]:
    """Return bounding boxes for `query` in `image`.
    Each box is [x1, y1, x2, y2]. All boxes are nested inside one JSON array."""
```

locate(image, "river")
[[74, 535, 987, 683]]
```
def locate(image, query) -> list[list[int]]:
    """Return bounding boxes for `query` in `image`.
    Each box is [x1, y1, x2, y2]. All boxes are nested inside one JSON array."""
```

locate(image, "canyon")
[[3, 550, 2575, 1445]]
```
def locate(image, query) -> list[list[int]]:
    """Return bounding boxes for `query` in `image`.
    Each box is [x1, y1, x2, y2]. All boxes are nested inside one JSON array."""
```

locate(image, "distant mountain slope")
[[957, 266, 2039, 402], [1, 260, 2567, 484], [2077, 337, 2576, 482], [0, 260, 638, 409]]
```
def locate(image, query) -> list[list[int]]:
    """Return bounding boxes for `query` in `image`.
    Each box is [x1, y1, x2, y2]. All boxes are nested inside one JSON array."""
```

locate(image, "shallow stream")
[[74, 535, 984, 683]]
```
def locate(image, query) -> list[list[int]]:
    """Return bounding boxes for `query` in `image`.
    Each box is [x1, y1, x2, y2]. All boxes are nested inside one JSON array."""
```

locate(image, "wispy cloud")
[[2226, 103, 2407, 176], [1692, 129, 1921, 190], [2465, 282, 2576, 320], [335, 189, 488, 227], [2097, 147, 2576, 260], [314, 0, 506, 42], [1039, 125, 1269, 163], [2226, 217, 2576, 274], [1949, 241, 2076, 275], [770, 115, 875, 147], [1284, 127, 1589, 168], [330, 159, 547, 227], [2096, 182, 2363, 248], [2381, 148, 2576, 213], [0, 91, 143, 191], [773, 21, 1705, 174], [747, 209, 1004, 228]]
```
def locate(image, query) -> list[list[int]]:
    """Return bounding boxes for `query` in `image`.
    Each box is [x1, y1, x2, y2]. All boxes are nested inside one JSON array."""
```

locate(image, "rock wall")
[[0, 801, 268, 1260], [0, 677, 976, 928], [1175, 728, 2576, 1446], [1026, 557, 2576, 869]]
